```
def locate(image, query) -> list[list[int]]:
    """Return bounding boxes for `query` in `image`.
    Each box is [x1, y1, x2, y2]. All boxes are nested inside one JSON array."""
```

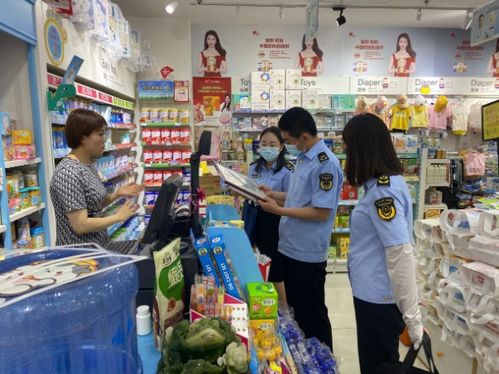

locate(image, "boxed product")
[[14, 145, 35, 160], [302, 89, 319, 109], [209, 235, 242, 300], [341, 182, 358, 200], [269, 90, 285, 111], [192, 235, 221, 285], [247, 282, 278, 320], [12, 130, 32, 145], [270, 70, 285, 90], [174, 80, 189, 102], [0, 112, 10, 135], [285, 90, 302, 109], [285, 69, 302, 89], [251, 89, 270, 111], [233, 94, 251, 111], [337, 236, 350, 259], [251, 71, 272, 88]]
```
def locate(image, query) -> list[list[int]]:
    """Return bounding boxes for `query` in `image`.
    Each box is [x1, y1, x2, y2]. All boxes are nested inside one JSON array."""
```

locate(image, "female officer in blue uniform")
[[245, 126, 291, 304], [342, 113, 423, 373]]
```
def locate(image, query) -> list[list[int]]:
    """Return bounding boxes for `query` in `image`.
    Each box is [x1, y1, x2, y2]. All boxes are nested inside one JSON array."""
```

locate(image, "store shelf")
[[47, 73, 135, 110], [141, 142, 192, 148], [108, 124, 136, 130], [145, 183, 190, 189], [141, 122, 191, 128], [332, 228, 350, 234], [426, 182, 450, 187], [339, 200, 358, 205], [0, 225, 6, 234], [104, 143, 137, 152], [397, 152, 419, 159], [427, 158, 451, 164], [101, 165, 138, 182], [5, 157, 41, 169], [404, 176, 420, 182], [144, 163, 190, 169], [424, 204, 448, 211], [233, 110, 286, 115], [9, 204, 45, 223]]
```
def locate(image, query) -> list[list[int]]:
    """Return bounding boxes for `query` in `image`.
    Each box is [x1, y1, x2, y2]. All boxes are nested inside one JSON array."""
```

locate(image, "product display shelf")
[[143, 163, 190, 169], [9, 204, 46, 224], [103, 143, 137, 152], [101, 164, 138, 183], [417, 148, 451, 219], [141, 122, 191, 128], [141, 142, 192, 148], [5, 157, 41, 169], [0, 6, 52, 249], [0, 225, 6, 234]]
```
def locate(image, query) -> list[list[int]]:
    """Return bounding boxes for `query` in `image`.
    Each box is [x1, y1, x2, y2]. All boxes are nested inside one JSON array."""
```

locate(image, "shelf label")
[[113, 97, 125, 107], [76, 84, 97, 99], [47, 73, 63, 87], [463, 77, 499, 96], [98, 92, 113, 104], [407, 77, 465, 95], [349, 76, 407, 95]]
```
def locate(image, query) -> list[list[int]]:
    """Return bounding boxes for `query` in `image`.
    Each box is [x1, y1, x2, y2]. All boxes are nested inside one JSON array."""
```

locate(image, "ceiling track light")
[[462, 10, 473, 30], [279, 6, 284, 19], [332, 6, 346, 26], [165, 1, 178, 14], [416, 8, 422, 21]]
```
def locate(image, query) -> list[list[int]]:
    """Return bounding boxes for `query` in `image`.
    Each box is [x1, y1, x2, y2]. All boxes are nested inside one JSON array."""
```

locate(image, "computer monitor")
[[141, 174, 183, 250]]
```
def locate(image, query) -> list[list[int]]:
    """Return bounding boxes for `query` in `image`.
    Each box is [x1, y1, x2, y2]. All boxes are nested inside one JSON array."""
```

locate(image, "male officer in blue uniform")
[[258, 107, 343, 351]]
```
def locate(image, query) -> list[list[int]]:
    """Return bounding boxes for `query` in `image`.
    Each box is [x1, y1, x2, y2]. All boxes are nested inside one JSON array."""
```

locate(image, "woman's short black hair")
[[65, 108, 107, 149], [342, 113, 403, 186], [278, 107, 317, 138], [254, 126, 287, 174]]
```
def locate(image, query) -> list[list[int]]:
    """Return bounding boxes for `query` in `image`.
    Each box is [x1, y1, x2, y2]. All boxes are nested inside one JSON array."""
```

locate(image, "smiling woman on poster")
[[388, 33, 416, 77], [297, 34, 324, 77], [488, 39, 499, 77], [198, 30, 227, 77]]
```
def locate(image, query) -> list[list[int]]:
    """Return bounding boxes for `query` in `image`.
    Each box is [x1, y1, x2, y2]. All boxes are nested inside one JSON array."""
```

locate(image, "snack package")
[[247, 282, 278, 320], [152, 238, 185, 350]]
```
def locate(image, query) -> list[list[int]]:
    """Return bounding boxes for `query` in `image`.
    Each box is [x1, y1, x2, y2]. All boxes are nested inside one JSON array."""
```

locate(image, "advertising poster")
[[471, 0, 499, 46], [192, 25, 498, 92]]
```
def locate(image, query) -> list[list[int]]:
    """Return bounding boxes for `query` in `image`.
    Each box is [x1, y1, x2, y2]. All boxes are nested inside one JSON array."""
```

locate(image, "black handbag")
[[376, 332, 439, 374]]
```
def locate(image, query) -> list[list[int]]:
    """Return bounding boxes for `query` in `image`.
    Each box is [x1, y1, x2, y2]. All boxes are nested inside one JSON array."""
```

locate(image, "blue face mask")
[[259, 146, 280, 162], [286, 137, 303, 157]]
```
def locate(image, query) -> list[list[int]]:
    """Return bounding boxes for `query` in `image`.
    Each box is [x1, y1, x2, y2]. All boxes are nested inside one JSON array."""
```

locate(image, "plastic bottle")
[[136, 305, 152, 336]]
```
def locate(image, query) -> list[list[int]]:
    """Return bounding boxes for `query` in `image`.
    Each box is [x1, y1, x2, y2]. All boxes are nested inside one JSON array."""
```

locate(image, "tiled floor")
[[325, 273, 427, 374], [325, 272, 361, 374]]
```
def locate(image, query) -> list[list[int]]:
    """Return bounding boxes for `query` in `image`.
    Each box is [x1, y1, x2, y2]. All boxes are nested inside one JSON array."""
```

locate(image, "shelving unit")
[[417, 148, 450, 219], [138, 81, 194, 213], [0, 5, 51, 249]]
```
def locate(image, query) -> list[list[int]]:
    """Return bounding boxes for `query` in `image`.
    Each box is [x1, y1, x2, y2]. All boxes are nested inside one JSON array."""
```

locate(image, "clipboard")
[[213, 162, 267, 202]]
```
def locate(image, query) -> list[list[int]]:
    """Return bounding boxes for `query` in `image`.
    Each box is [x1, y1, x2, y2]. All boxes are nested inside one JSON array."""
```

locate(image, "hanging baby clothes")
[[468, 102, 483, 134], [370, 96, 390, 128], [450, 102, 468, 136], [411, 104, 429, 128], [390, 94, 412, 132], [463, 150, 485, 178], [428, 96, 450, 132]]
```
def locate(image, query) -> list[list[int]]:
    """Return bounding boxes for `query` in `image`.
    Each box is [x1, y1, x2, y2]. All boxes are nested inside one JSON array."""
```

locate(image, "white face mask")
[[259, 146, 280, 162], [285, 136, 304, 157]]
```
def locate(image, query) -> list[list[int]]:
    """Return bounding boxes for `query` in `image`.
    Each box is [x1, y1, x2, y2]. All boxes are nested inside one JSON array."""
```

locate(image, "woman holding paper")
[[242, 127, 292, 305]]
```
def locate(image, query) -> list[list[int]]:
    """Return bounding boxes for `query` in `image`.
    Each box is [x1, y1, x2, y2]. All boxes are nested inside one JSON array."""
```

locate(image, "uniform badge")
[[377, 175, 390, 186], [285, 161, 295, 172], [318, 152, 329, 163], [375, 197, 396, 221], [319, 173, 333, 191]]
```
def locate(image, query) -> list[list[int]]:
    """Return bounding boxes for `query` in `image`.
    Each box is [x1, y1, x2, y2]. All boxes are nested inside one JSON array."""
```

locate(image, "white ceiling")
[[114, 0, 490, 28]]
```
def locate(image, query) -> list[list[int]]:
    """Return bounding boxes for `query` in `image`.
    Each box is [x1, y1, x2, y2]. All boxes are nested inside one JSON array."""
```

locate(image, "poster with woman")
[[297, 34, 324, 76], [197, 30, 228, 77], [388, 33, 417, 77], [488, 39, 499, 77]]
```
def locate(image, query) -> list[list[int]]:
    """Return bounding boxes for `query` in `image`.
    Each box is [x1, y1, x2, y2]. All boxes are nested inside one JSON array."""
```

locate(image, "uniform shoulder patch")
[[377, 175, 390, 186], [318, 152, 329, 163], [374, 197, 396, 221], [285, 161, 295, 171], [319, 173, 333, 191]]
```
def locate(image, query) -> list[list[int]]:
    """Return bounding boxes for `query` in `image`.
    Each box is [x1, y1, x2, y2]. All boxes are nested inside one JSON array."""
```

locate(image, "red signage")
[[160, 65, 174, 79], [98, 92, 113, 104], [76, 84, 97, 99]]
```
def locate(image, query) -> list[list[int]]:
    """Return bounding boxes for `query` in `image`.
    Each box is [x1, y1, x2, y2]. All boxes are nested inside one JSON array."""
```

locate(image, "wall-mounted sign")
[[349, 76, 407, 95], [407, 77, 465, 95], [471, 0, 499, 46], [44, 11, 66, 66], [463, 77, 499, 96]]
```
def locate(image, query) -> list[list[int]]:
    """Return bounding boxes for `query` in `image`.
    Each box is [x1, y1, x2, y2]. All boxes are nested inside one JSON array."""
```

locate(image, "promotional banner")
[[192, 25, 499, 93], [193, 77, 232, 126]]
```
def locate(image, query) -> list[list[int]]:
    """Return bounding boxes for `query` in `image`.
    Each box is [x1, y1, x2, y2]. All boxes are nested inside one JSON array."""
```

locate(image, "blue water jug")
[[0, 249, 142, 374]]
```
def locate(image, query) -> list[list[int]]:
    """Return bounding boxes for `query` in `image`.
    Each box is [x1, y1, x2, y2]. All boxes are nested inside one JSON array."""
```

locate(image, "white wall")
[[128, 17, 192, 81]]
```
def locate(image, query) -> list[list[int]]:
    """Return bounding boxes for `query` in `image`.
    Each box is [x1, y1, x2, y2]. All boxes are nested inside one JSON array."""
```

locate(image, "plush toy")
[[370, 95, 390, 127], [354, 96, 370, 115]]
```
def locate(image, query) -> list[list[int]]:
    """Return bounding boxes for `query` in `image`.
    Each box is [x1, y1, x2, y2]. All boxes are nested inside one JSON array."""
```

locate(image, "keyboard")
[[107, 240, 139, 255]]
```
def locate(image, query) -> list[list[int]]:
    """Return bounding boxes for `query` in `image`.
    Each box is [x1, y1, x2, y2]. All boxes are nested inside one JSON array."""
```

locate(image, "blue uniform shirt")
[[278, 139, 343, 263], [348, 175, 413, 304], [248, 160, 291, 193]]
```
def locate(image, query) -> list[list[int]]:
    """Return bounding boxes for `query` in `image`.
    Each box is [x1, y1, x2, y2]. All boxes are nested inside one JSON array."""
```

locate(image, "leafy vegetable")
[[225, 342, 249, 374]]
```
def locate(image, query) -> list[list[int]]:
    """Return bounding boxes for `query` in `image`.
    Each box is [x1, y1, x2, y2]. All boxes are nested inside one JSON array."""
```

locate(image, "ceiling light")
[[462, 10, 473, 30], [279, 7, 284, 20], [416, 8, 422, 21], [165, 1, 178, 14], [332, 7, 346, 27]]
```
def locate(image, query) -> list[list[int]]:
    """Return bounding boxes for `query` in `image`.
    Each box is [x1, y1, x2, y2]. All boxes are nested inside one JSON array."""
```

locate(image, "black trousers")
[[281, 253, 333, 351], [353, 297, 405, 374]]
